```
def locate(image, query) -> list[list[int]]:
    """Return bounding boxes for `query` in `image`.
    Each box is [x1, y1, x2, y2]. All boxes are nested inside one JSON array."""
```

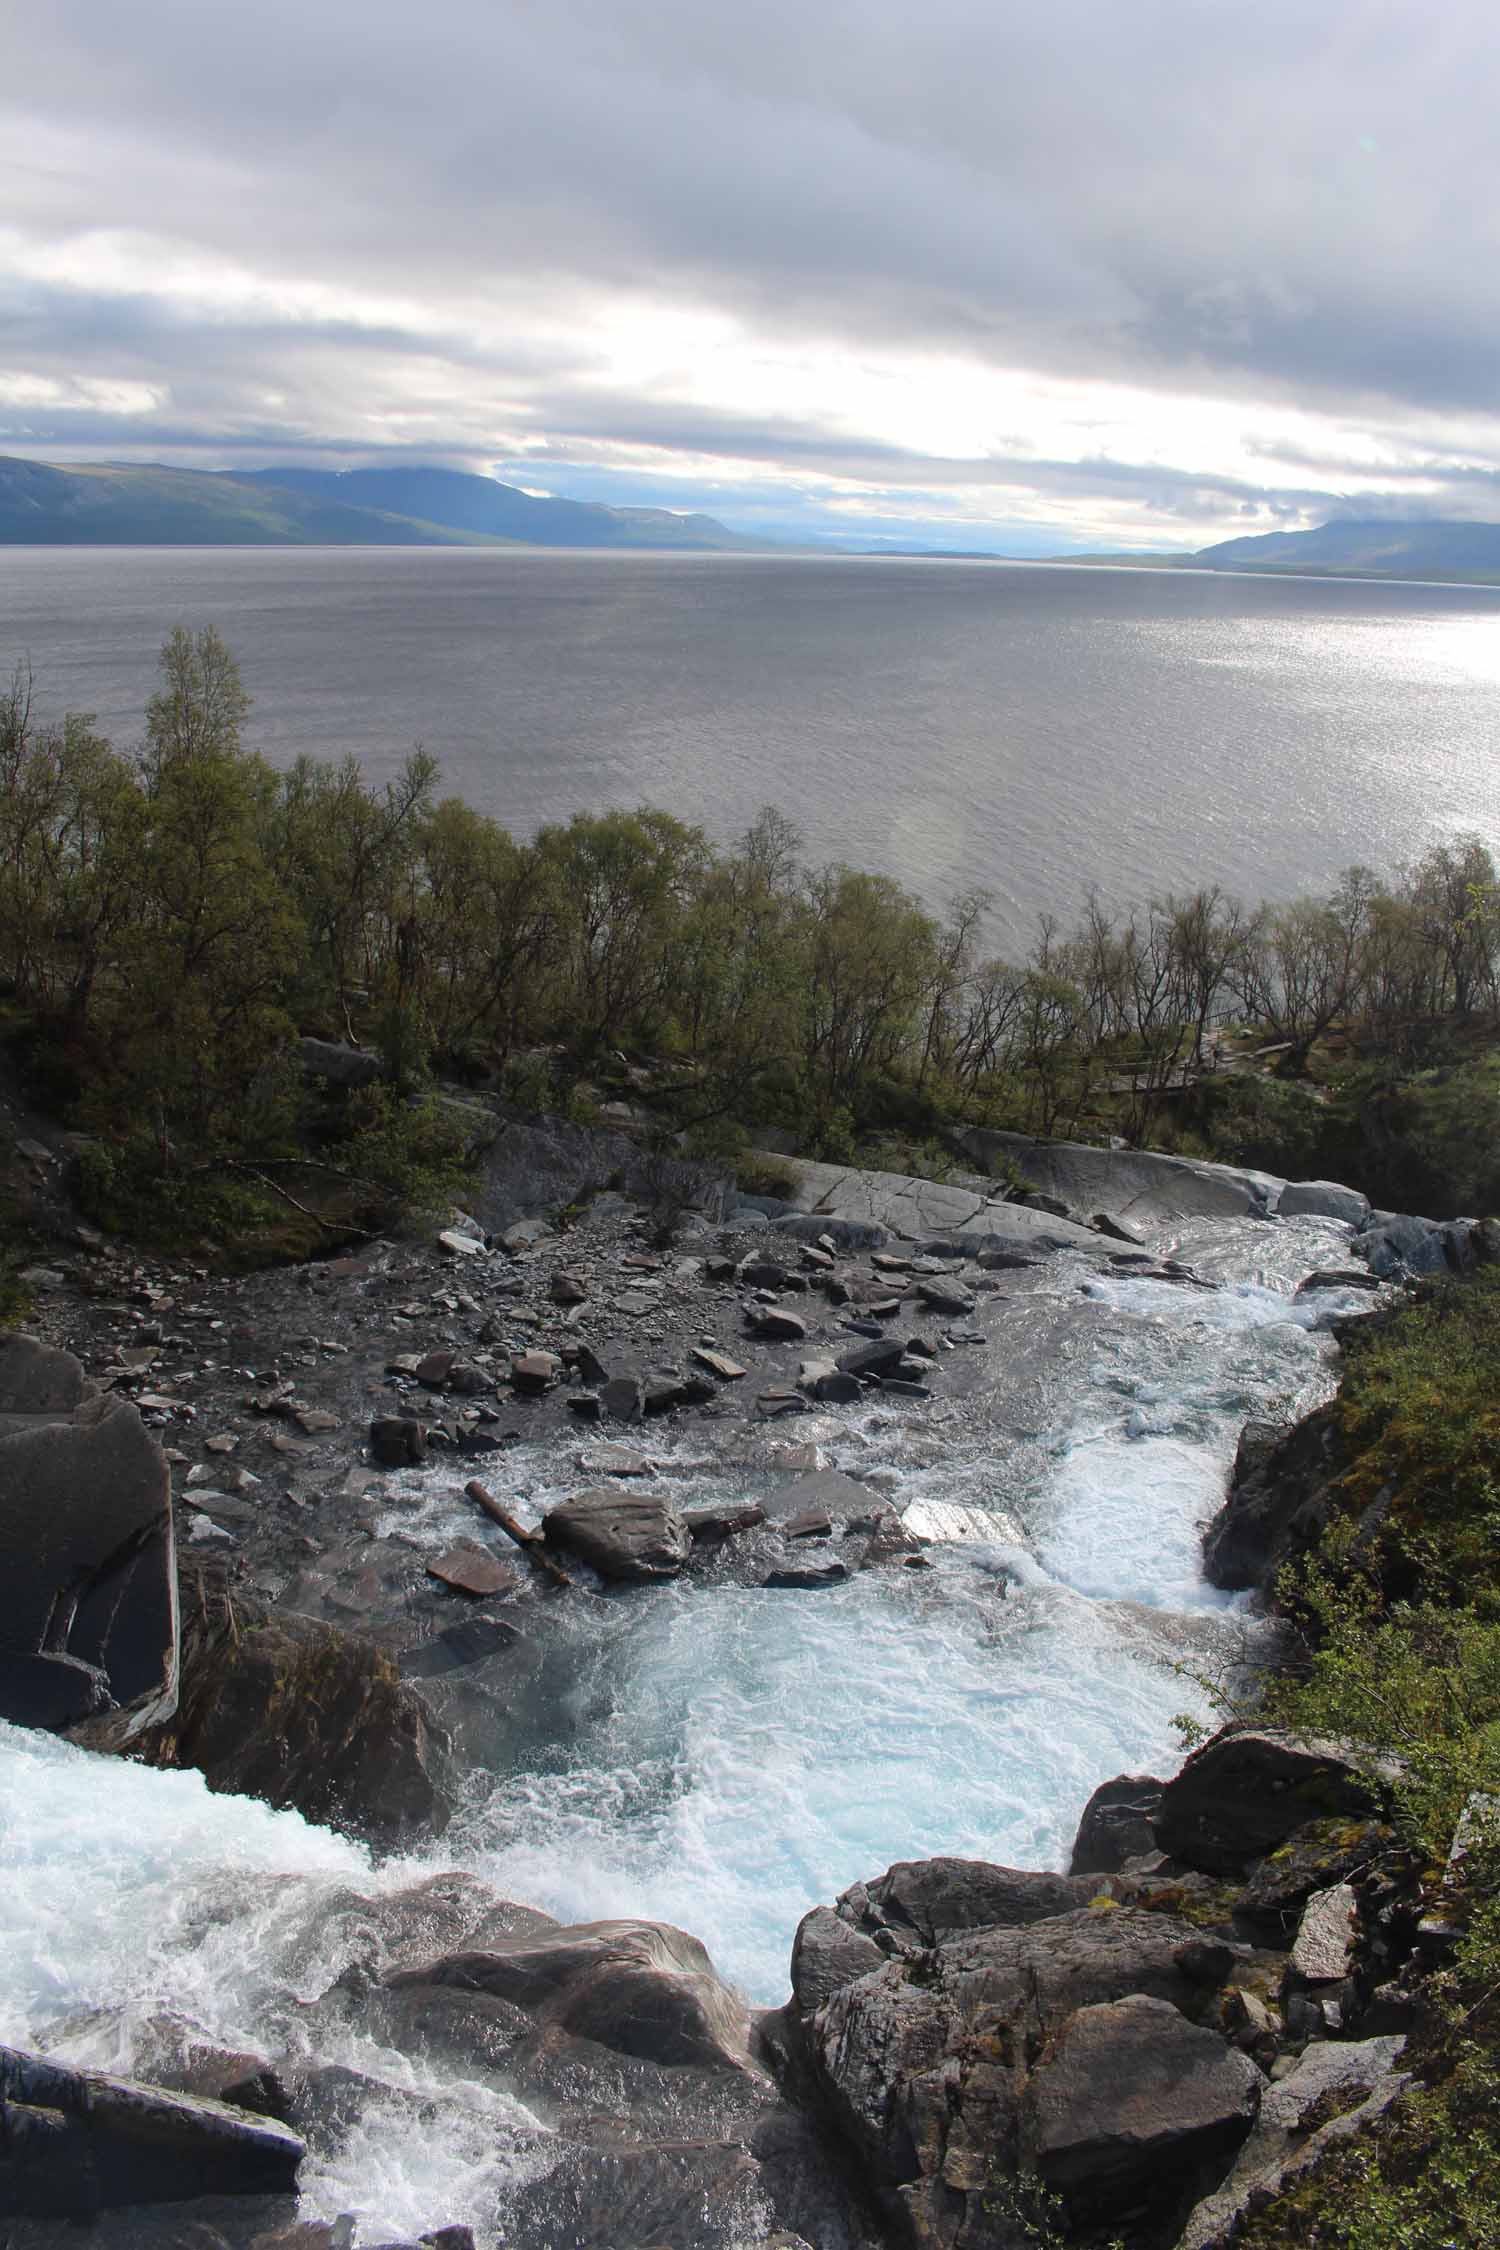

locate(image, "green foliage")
[[733, 1150, 799, 1201], [1328, 1269, 1500, 1603], [8, 634, 1500, 1266], [1190, 1070, 1330, 1175]]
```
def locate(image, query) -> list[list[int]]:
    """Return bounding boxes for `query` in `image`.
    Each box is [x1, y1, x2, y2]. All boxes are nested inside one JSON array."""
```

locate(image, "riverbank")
[[5, 1113, 1467, 2245]]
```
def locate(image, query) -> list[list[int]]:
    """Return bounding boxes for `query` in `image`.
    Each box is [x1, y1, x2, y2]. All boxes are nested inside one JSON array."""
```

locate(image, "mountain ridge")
[[0, 456, 779, 551]]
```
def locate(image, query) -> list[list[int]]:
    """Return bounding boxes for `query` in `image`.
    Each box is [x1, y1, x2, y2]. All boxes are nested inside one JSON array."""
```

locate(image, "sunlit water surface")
[[4, 549, 1498, 952]]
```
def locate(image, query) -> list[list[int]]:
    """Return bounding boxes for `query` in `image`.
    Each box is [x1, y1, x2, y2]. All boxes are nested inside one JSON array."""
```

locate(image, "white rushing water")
[[0, 1210, 1372, 2240]]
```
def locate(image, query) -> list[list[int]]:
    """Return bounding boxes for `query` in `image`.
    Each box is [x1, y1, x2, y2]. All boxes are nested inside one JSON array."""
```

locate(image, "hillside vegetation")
[[3, 630, 1500, 1252]]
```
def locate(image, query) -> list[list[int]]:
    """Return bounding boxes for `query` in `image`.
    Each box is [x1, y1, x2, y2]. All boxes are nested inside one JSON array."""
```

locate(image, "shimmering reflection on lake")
[[3, 546, 1498, 952]]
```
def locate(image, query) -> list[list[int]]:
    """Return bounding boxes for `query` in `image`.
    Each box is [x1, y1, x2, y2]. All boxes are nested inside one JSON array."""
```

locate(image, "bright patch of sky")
[[3, 0, 1500, 550]]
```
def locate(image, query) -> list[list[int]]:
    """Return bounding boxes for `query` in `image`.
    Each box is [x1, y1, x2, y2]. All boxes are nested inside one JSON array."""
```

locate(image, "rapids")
[[0, 1208, 1372, 2241]]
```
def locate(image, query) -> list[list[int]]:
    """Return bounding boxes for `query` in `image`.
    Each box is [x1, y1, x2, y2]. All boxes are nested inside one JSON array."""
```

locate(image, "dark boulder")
[[542, 1489, 690, 1582], [1203, 1408, 1345, 1593], [836, 1338, 906, 1379], [789, 1907, 886, 2016], [74, 1564, 450, 1845], [369, 1415, 427, 1468], [839, 1856, 1102, 1947], [0, 2044, 304, 2215], [1155, 1726, 1394, 1873], [1070, 1773, 1167, 1876], [0, 1335, 176, 1737]]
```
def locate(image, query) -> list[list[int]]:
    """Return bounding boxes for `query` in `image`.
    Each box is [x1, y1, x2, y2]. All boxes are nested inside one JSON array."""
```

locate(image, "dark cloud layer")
[[3, 0, 1499, 542]]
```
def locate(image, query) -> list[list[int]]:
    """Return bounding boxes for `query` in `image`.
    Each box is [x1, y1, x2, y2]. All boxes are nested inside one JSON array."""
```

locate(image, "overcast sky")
[[3, 0, 1498, 550]]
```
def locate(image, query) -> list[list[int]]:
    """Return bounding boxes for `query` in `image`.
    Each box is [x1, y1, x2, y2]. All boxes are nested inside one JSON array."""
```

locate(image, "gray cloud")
[[3, 0, 1499, 538]]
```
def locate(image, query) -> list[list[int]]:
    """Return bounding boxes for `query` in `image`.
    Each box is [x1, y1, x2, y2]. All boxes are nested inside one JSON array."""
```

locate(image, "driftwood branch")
[[465, 1480, 574, 1587]]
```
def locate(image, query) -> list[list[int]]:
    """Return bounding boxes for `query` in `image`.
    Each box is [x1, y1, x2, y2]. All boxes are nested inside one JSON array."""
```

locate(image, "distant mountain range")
[[0, 457, 779, 551], [3, 457, 1498, 581], [1183, 518, 1500, 582]]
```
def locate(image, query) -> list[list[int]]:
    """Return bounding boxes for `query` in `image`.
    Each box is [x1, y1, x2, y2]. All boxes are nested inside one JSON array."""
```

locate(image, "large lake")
[[4, 546, 1498, 953]]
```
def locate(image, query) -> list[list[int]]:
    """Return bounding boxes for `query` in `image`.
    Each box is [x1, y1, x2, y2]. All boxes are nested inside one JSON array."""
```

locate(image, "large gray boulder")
[[1202, 1407, 1344, 1593], [1070, 1773, 1168, 1875], [958, 1130, 1277, 1228], [0, 2044, 304, 2215], [1026, 1994, 1261, 2225], [802, 1903, 1242, 2247], [1357, 1211, 1476, 1279], [542, 1489, 691, 1581], [1176, 2035, 1409, 2250], [0, 1335, 176, 1737], [385, 1918, 753, 2073], [1277, 1179, 1371, 1227]]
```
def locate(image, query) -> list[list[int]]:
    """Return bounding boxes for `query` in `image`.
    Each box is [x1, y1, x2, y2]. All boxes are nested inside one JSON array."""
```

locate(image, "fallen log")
[[465, 1480, 574, 1587]]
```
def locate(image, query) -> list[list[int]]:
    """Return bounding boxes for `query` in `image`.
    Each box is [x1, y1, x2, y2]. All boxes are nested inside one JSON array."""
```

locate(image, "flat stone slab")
[[0, 2042, 305, 2212], [760, 1158, 1106, 1249], [959, 1129, 1279, 1229], [1291, 1881, 1358, 1982], [426, 1543, 517, 1599]]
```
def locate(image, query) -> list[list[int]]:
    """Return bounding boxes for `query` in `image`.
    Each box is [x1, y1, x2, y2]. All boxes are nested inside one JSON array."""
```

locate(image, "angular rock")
[[550, 1271, 589, 1305], [0, 1649, 114, 1728], [1025, 1994, 1261, 2219], [543, 1490, 691, 1582], [750, 1307, 808, 1343], [1177, 2035, 1409, 2250], [601, 1375, 645, 1423], [789, 1907, 885, 2016], [835, 1337, 905, 1379], [683, 1503, 766, 1543], [691, 1348, 746, 1381], [805, 1902, 1242, 2245], [1203, 1407, 1344, 1593], [1155, 1726, 1393, 1873], [437, 1227, 485, 1258], [916, 1278, 975, 1318], [369, 1416, 427, 1467], [1070, 1773, 1167, 1876], [0, 1334, 176, 1736], [814, 1371, 864, 1403], [763, 1563, 849, 1590], [510, 1351, 560, 1396], [1289, 1881, 1358, 1983], [0, 2043, 305, 2214]]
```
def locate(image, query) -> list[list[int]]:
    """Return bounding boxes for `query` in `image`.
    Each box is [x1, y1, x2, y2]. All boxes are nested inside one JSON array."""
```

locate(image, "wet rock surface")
[[0, 1335, 177, 1736], [2, 1116, 1444, 2247]]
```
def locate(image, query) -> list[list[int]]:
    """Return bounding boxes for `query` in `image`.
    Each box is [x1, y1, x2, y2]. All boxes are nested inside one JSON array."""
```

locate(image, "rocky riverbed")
[[0, 1113, 1475, 2247]]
